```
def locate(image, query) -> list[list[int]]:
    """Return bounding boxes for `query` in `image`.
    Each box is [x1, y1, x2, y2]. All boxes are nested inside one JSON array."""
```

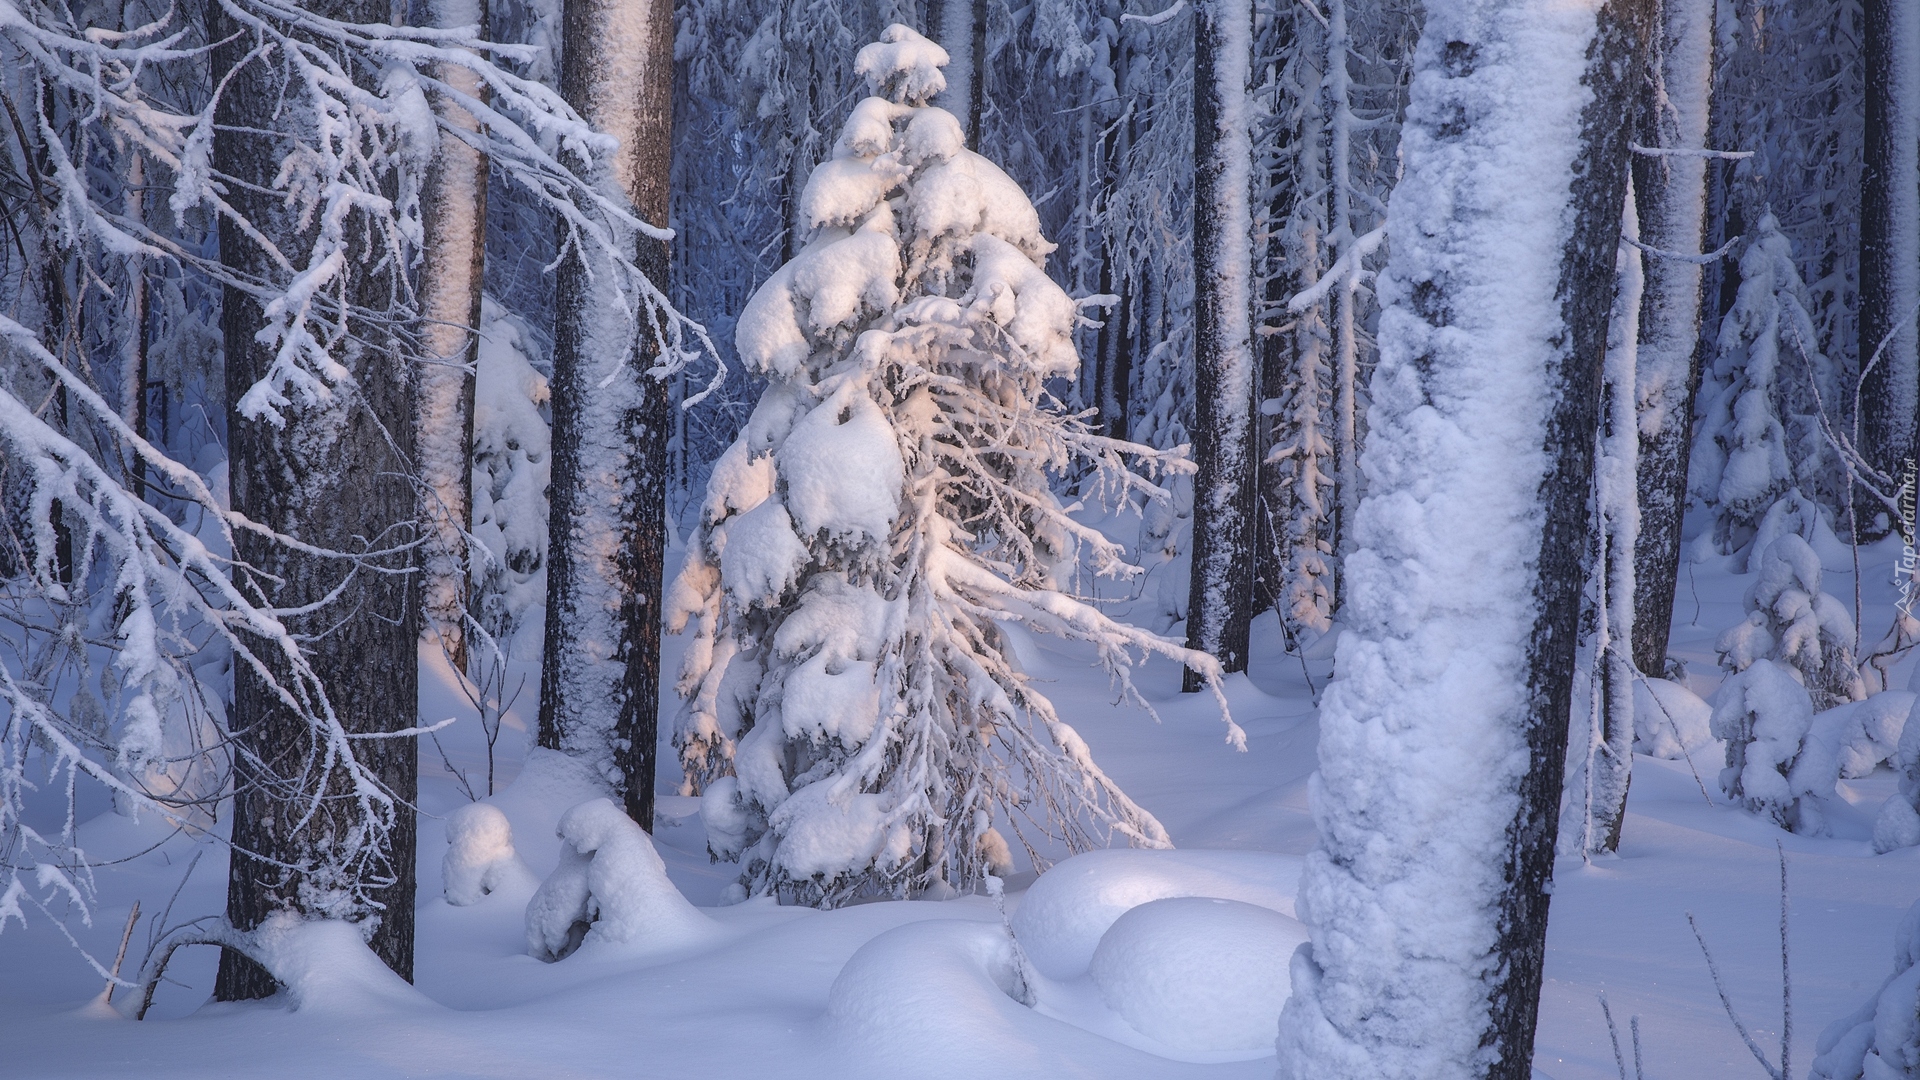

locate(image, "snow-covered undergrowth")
[[0, 537, 1915, 1079]]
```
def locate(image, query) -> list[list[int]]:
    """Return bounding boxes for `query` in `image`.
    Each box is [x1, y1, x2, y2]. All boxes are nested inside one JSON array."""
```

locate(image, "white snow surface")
[[1, 534, 1917, 1080]]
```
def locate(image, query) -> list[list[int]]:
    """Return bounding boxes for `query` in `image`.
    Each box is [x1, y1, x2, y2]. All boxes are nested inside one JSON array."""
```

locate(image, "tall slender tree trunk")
[[121, 148, 149, 504], [935, 0, 986, 146], [1274, 0, 1651, 1072], [538, 0, 675, 831], [213, 1, 421, 999], [1183, 0, 1257, 690], [417, 0, 491, 673], [1630, 0, 1714, 677], [1860, 0, 1919, 515]]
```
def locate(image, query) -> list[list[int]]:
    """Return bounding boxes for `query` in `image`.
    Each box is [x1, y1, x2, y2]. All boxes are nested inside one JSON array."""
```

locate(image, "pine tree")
[[1183, 0, 1258, 689], [538, 0, 677, 829], [212, 0, 424, 997], [667, 26, 1231, 907], [1859, 0, 1919, 520], [1274, 0, 1650, 1070], [417, 0, 492, 672], [1630, 0, 1717, 677]]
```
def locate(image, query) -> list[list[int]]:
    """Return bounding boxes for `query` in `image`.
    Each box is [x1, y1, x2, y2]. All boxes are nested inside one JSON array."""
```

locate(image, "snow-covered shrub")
[[1712, 659, 1823, 829], [1870, 691, 1920, 853], [1633, 676, 1714, 759], [442, 802, 537, 906], [1088, 896, 1308, 1053], [1811, 896, 1920, 1079], [666, 25, 1230, 907], [1717, 533, 1864, 710], [470, 298, 552, 660], [524, 798, 714, 961], [1690, 214, 1839, 553]]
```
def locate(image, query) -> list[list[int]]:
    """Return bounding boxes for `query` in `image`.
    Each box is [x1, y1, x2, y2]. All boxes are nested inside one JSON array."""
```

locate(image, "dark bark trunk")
[[1859, 0, 1919, 525], [1630, 0, 1714, 676], [538, 0, 675, 832], [212, 0, 421, 1000], [1184, 0, 1258, 690], [1491, 0, 1651, 1071]]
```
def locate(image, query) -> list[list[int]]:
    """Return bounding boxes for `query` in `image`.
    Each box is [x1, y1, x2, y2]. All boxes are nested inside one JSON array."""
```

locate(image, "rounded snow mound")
[[1010, 848, 1302, 980], [1089, 896, 1307, 1052]]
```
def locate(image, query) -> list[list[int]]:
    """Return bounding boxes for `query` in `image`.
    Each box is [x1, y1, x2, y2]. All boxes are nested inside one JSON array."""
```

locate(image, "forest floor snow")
[[1, 536, 1916, 1079]]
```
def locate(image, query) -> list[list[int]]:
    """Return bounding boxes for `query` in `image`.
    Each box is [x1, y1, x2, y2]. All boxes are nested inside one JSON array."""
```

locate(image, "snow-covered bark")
[[1274, 0, 1649, 1071], [1182, 0, 1256, 688], [668, 27, 1232, 906], [210, 0, 425, 997], [417, 0, 493, 672], [537, 0, 682, 829], [1255, 2, 1335, 637], [1629, 0, 1715, 677], [1563, 190, 1644, 859], [1859, 0, 1920, 507]]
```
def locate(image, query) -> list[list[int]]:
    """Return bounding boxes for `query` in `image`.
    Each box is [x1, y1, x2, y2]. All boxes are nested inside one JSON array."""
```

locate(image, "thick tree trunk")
[[1273, 0, 1650, 1073], [1860, 0, 1919, 516], [417, 0, 491, 673], [1629, 0, 1714, 676], [213, 1, 421, 999], [934, 0, 986, 146], [1183, 0, 1257, 690], [538, 0, 675, 831]]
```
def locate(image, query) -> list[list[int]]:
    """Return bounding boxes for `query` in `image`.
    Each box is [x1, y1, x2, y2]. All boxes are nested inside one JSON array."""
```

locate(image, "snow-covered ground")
[[1, 535, 1914, 1079]]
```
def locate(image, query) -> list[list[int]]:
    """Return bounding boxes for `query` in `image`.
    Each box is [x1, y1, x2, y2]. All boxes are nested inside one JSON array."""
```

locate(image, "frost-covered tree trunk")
[[213, 0, 423, 998], [1860, 0, 1919, 508], [1629, 0, 1714, 676], [417, 0, 492, 672], [1274, 0, 1649, 1072], [538, 0, 676, 829], [1565, 190, 1644, 859], [934, 0, 985, 145], [1183, 0, 1257, 689]]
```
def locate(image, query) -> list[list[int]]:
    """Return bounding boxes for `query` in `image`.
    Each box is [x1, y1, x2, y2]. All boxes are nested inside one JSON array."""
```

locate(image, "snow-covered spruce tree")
[[1629, 0, 1717, 677], [1717, 533, 1865, 710], [1858, 0, 1920, 510], [1562, 190, 1645, 859], [1183, 0, 1258, 689], [1710, 656, 1823, 829], [1689, 213, 1835, 557], [417, 0, 493, 673], [667, 26, 1232, 907], [1273, 0, 1651, 1073]]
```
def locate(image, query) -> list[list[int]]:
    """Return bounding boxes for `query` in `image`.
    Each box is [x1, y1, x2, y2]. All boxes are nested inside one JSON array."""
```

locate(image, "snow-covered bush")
[[1812, 896, 1920, 1079], [1717, 533, 1864, 710], [442, 802, 537, 906], [1633, 676, 1714, 759], [666, 26, 1229, 907], [1711, 659, 1827, 831], [469, 298, 552, 659], [524, 799, 714, 961], [1690, 214, 1840, 553], [1870, 689, 1920, 853]]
